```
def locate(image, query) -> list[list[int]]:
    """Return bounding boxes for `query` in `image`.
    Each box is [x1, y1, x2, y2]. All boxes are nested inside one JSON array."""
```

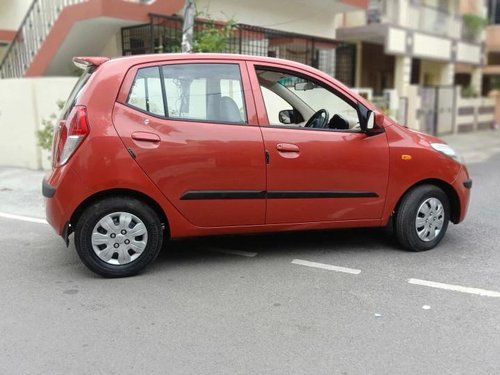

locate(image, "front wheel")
[[74, 197, 164, 277], [394, 185, 450, 251]]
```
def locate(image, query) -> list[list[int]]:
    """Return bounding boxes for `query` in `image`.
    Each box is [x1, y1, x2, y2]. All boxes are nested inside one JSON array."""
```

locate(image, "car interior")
[[256, 69, 360, 130]]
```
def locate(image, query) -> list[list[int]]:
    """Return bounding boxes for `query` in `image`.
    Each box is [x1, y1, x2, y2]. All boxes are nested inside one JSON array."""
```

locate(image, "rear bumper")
[[44, 166, 87, 236]]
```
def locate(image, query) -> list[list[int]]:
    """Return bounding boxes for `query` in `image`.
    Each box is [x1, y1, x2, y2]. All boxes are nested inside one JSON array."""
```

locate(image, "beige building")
[[483, 0, 500, 92], [335, 0, 491, 133]]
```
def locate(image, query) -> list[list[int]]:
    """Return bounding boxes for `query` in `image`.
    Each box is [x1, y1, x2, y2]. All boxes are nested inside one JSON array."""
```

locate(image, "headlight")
[[430, 143, 463, 163]]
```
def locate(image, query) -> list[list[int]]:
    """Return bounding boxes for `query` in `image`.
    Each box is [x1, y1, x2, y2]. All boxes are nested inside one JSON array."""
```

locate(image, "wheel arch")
[[69, 188, 170, 237], [392, 179, 461, 224]]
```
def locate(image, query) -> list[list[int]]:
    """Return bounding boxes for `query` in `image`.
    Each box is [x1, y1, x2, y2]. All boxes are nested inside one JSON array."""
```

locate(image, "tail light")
[[52, 105, 90, 167]]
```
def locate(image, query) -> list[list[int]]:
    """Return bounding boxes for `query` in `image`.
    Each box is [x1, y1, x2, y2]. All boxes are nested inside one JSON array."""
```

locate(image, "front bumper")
[[42, 178, 56, 198], [452, 165, 472, 223]]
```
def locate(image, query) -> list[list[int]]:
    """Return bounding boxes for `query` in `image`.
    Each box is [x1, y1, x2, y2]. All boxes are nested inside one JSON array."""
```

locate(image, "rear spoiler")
[[73, 56, 110, 70]]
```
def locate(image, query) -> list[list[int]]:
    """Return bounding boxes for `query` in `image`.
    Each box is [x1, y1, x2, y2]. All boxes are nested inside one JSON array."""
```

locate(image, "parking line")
[[0, 212, 48, 225], [292, 259, 361, 275], [202, 247, 258, 258], [408, 278, 500, 298]]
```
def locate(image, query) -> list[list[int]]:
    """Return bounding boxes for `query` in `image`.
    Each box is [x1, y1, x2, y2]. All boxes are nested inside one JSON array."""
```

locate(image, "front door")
[[113, 61, 266, 227], [248, 62, 389, 224]]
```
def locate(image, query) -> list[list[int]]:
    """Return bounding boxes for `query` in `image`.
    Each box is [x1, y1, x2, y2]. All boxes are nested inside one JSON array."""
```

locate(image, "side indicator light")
[[401, 154, 412, 160]]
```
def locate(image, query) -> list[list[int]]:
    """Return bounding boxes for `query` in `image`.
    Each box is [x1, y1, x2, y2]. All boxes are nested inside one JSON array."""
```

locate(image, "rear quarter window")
[[61, 68, 93, 120]]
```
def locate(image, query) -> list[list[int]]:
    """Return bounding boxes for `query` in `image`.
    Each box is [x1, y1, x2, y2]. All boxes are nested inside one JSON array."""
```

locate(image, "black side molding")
[[42, 178, 56, 198], [181, 191, 266, 200], [463, 179, 472, 189], [180, 190, 379, 200], [267, 191, 378, 199]]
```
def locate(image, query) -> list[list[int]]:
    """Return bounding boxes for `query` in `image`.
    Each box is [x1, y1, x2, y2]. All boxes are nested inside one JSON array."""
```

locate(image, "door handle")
[[276, 143, 299, 152], [131, 132, 160, 143]]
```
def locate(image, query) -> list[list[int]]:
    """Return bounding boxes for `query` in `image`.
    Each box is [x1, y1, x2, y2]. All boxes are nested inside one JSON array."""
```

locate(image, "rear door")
[[113, 60, 266, 227]]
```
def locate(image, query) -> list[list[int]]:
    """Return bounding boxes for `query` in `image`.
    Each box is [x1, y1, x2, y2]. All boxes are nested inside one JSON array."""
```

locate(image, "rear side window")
[[126, 63, 246, 124]]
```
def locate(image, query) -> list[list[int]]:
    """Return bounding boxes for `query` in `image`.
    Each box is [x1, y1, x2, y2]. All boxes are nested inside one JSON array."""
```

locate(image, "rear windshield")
[[60, 67, 93, 120]]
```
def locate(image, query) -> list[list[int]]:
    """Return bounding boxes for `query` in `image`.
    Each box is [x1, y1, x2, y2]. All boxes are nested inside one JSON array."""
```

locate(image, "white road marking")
[[0, 212, 48, 225], [408, 278, 500, 298], [291, 259, 361, 275], [202, 247, 258, 258]]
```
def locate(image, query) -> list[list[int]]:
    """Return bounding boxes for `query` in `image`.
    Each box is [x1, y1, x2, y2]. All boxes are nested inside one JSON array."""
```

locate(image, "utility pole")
[[181, 0, 195, 53]]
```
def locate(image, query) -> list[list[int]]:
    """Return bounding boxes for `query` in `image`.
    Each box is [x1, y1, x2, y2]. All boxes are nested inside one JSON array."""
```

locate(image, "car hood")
[[401, 126, 446, 146]]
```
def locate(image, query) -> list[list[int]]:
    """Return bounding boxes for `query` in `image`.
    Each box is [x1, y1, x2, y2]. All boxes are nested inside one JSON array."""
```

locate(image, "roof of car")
[[99, 53, 372, 109], [111, 52, 308, 68]]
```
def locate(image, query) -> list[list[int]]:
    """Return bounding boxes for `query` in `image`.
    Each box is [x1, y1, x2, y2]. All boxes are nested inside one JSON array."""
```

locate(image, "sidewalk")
[[0, 129, 499, 220], [0, 167, 46, 218], [441, 129, 500, 164]]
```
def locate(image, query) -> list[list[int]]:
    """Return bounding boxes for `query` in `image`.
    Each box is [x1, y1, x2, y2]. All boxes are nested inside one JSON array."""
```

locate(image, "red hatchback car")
[[43, 53, 471, 277]]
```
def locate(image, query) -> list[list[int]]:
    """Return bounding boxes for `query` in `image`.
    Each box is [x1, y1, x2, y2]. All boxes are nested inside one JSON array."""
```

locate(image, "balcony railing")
[[0, 0, 87, 79], [408, 4, 462, 39], [366, 0, 398, 25], [366, 0, 463, 40]]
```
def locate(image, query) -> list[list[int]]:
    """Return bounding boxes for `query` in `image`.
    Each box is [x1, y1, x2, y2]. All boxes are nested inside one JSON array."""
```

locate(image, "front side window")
[[256, 68, 360, 131]]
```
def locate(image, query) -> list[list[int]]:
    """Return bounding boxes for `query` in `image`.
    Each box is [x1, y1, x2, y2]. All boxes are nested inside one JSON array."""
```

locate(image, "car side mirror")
[[279, 109, 294, 124], [366, 111, 375, 130], [361, 110, 383, 132], [375, 112, 384, 127]]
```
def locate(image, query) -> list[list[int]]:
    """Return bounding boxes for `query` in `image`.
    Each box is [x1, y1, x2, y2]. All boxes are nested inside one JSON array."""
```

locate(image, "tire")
[[74, 197, 164, 277], [394, 184, 450, 252]]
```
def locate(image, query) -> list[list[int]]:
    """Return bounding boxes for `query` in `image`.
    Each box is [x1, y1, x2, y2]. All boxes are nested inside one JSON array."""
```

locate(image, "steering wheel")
[[304, 109, 330, 129]]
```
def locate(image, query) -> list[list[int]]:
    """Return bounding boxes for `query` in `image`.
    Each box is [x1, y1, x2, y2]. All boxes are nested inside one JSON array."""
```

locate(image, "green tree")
[[193, 17, 237, 53], [36, 100, 65, 157], [462, 14, 488, 41]]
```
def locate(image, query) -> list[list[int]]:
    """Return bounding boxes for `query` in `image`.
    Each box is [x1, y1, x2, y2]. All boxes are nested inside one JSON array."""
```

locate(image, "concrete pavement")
[[441, 129, 500, 164]]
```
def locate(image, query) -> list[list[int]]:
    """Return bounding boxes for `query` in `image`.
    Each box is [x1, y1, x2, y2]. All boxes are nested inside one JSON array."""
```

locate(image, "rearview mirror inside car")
[[294, 82, 316, 91]]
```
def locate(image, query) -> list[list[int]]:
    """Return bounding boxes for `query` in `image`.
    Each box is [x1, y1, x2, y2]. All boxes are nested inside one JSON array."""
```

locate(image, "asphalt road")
[[1, 154, 500, 374]]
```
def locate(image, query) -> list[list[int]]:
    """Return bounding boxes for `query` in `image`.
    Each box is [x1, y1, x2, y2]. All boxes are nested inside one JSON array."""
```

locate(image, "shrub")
[[36, 100, 65, 158], [462, 14, 488, 41]]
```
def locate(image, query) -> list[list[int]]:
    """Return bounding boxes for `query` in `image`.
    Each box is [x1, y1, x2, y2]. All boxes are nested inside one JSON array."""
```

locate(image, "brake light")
[[52, 106, 90, 167]]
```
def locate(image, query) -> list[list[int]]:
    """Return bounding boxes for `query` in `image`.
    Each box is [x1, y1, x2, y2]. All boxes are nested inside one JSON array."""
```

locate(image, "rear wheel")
[[394, 185, 450, 251], [75, 197, 163, 277]]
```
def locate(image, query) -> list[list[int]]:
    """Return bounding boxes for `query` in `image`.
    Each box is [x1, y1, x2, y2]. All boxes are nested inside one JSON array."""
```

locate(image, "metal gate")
[[436, 86, 455, 135], [121, 15, 356, 86], [420, 87, 437, 135], [420, 86, 455, 135]]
